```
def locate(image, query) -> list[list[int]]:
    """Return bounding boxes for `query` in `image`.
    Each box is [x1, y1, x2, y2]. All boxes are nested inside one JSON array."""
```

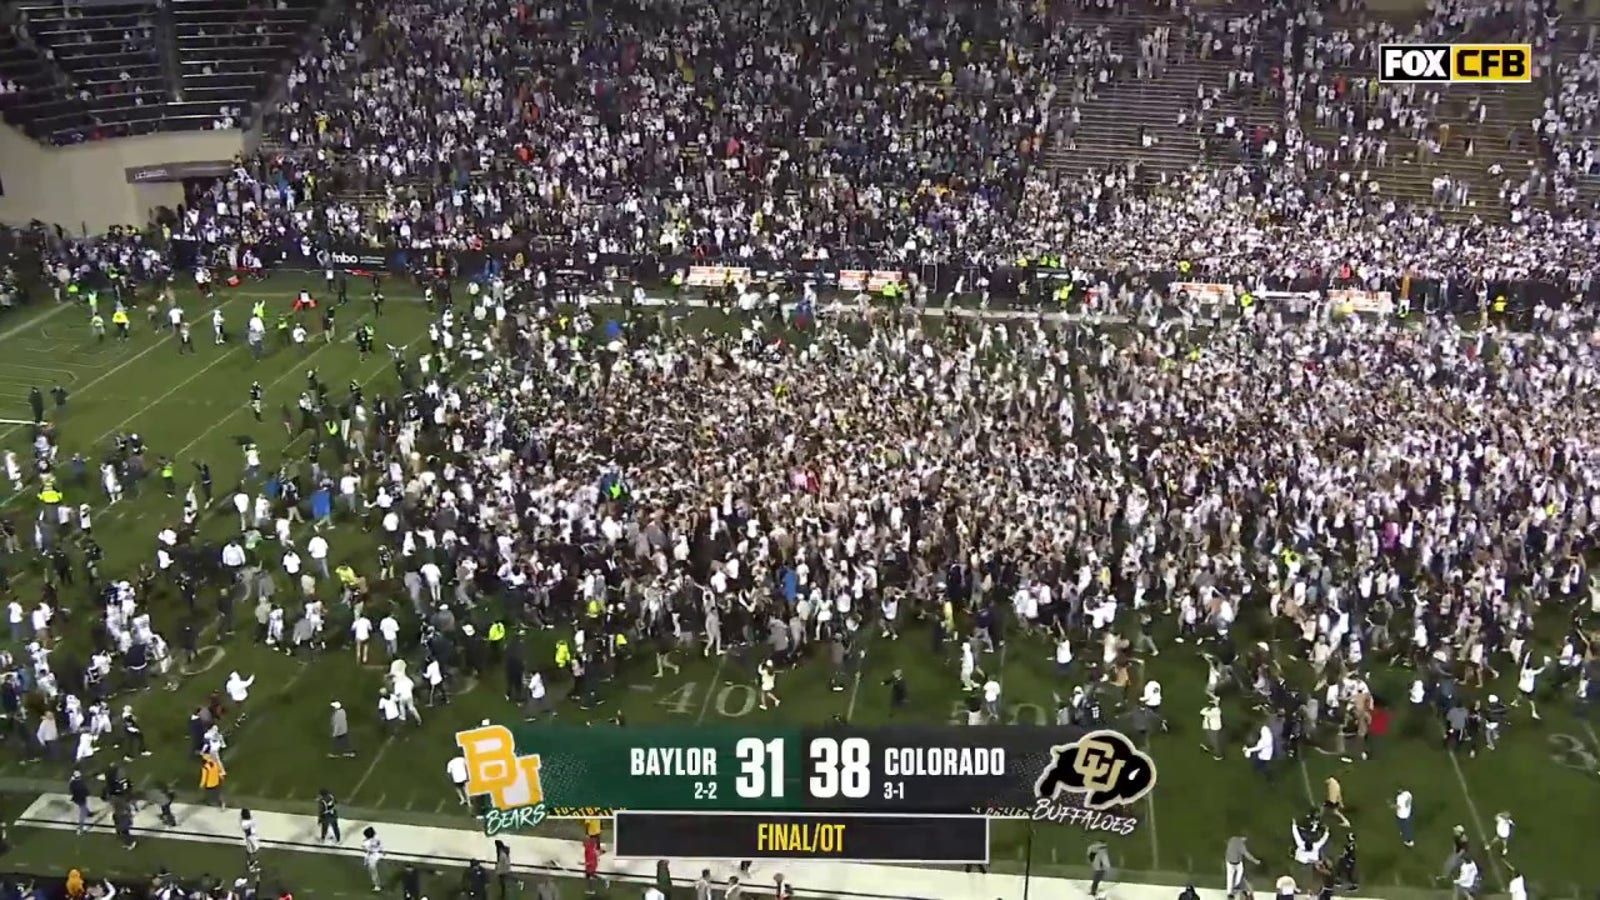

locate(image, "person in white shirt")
[[282, 548, 303, 578], [524, 671, 548, 719], [1454, 857, 1480, 898], [233, 491, 251, 531], [379, 614, 400, 658], [352, 613, 372, 664], [1515, 653, 1547, 721], [1392, 788, 1414, 848], [378, 690, 402, 735], [306, 534, 331, 579], [74, 730, 98, 763], [390, 669, 422, 725], [1489, 811, 1514, 856], [362, 826, 384, 889], [982, 678, 1001, 722], [1291, 813, 1329, 866], [758, 661, 780, 710], [1507, 865, 1527, 900], [226, 671, 255, 704], [1244, 723, 1274, 778], [1200, 699, 1224, 760], [423, 657, 446, 706], [241, 809, 261, 874], [447, 754, 470, 804], [960, 640, 978, 691]]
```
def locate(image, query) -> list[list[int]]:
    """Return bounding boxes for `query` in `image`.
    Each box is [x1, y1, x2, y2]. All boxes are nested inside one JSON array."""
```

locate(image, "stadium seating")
[[172, 0, 321, 111], [2, 0, 320, 144], [0, 27, 70, 138]]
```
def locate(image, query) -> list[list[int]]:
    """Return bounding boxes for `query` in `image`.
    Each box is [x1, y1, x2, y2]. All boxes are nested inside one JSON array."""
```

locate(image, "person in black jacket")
[[68, 770, 90, 833], [317, 788, 341, 843], [399, 863, 422, 900], [462, 860, 488, 900]]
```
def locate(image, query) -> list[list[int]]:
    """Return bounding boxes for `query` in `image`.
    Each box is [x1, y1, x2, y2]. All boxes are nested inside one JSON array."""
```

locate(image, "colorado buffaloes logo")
[[456, 725, 548, 835], [1035, 730, 1157, 810]]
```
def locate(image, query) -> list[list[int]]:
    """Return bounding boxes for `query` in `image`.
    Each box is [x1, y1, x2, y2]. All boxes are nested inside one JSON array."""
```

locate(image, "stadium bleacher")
[[172, 0, 321, 113], [1, 0, 322, 144]]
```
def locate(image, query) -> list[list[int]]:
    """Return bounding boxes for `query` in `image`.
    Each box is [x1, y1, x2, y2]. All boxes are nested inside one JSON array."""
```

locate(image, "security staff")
[[317, 787, 341, 842], [199, 752, 226, 805], [159, 457, 176, 498]]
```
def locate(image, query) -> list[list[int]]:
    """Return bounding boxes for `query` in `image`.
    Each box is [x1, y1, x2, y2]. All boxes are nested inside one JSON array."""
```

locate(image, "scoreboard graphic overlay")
[[456, 724, 1157, 863]]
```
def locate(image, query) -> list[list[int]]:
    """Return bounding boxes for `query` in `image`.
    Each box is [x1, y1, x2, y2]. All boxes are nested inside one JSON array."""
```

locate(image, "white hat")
[[330, 701, 342, 710], [1488, 694, 1499, 703]]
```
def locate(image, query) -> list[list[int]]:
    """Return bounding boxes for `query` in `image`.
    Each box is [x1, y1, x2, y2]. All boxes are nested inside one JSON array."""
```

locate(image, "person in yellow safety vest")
[[253, 301, 266, 319], [111, 308, 131, 340], [38, 485, 62, 505], [200, 753, 226, 805], [1055, 284, 1071, 306], [1239, 291, 1255, 311], [486, 621, 506, 662], [1492, 295, 1507, 315], [554, 640, 571, 668], [1177, 259, 1192, 277], [586, 596, 602, 619]]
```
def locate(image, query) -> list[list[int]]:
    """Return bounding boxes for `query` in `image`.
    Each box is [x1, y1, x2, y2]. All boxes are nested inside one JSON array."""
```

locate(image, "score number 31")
[[735, 737, 874, 800]]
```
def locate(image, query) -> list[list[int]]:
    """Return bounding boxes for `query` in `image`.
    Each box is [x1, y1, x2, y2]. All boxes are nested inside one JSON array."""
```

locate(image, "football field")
[[0, 280, 1596, 898]]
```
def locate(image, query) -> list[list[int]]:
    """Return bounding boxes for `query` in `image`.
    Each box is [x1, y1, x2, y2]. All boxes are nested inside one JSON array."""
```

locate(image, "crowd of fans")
[[127, 0, 1591, 292], [7, 4, 1600, 898]]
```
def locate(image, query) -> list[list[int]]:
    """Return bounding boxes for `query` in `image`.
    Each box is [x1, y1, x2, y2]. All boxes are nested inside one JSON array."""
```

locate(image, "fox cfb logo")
[[456, 724, 548, 837], [1379, 44, 1532, 83], [1035, 729, 1158, 811]]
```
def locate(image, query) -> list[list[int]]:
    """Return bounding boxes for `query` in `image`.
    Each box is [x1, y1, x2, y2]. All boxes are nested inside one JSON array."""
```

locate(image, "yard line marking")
[[1444, 726, 1504, 891], [434, 798, 446, 813], [350, 736, 396, 801], [0, 345, 239, 513], [1297, 757, 1317, 807], [0, 303, 74, 342], [0, 306, 223, 447], [693, 652, 730, 724], [171, 336, 344, 460], [843, 631, 876, 722]]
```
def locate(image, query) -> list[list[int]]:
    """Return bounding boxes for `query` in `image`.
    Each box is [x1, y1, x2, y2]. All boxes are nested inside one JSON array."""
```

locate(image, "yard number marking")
[[655, 681, 758, 718], [1548, 732, 1600, 773]]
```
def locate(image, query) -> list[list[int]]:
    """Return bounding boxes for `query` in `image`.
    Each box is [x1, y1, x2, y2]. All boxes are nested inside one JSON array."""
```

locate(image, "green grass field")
[[0, 281, 1595, 898]]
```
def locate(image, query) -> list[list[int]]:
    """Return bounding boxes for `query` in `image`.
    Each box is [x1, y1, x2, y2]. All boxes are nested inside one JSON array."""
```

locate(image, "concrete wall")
[[0, 125, 247, 234]]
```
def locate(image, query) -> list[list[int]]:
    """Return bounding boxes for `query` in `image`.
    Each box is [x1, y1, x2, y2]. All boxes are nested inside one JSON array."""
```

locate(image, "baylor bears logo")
[[1035, 730, 1157, 810]]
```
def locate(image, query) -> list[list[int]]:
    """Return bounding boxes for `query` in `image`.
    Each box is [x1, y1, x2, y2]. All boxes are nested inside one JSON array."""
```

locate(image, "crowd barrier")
[[160, 235, 1600, 320]]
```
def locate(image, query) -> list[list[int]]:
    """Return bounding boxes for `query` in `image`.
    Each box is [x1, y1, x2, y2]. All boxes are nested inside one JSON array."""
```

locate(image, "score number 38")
[[735, 737, 880, 800]]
